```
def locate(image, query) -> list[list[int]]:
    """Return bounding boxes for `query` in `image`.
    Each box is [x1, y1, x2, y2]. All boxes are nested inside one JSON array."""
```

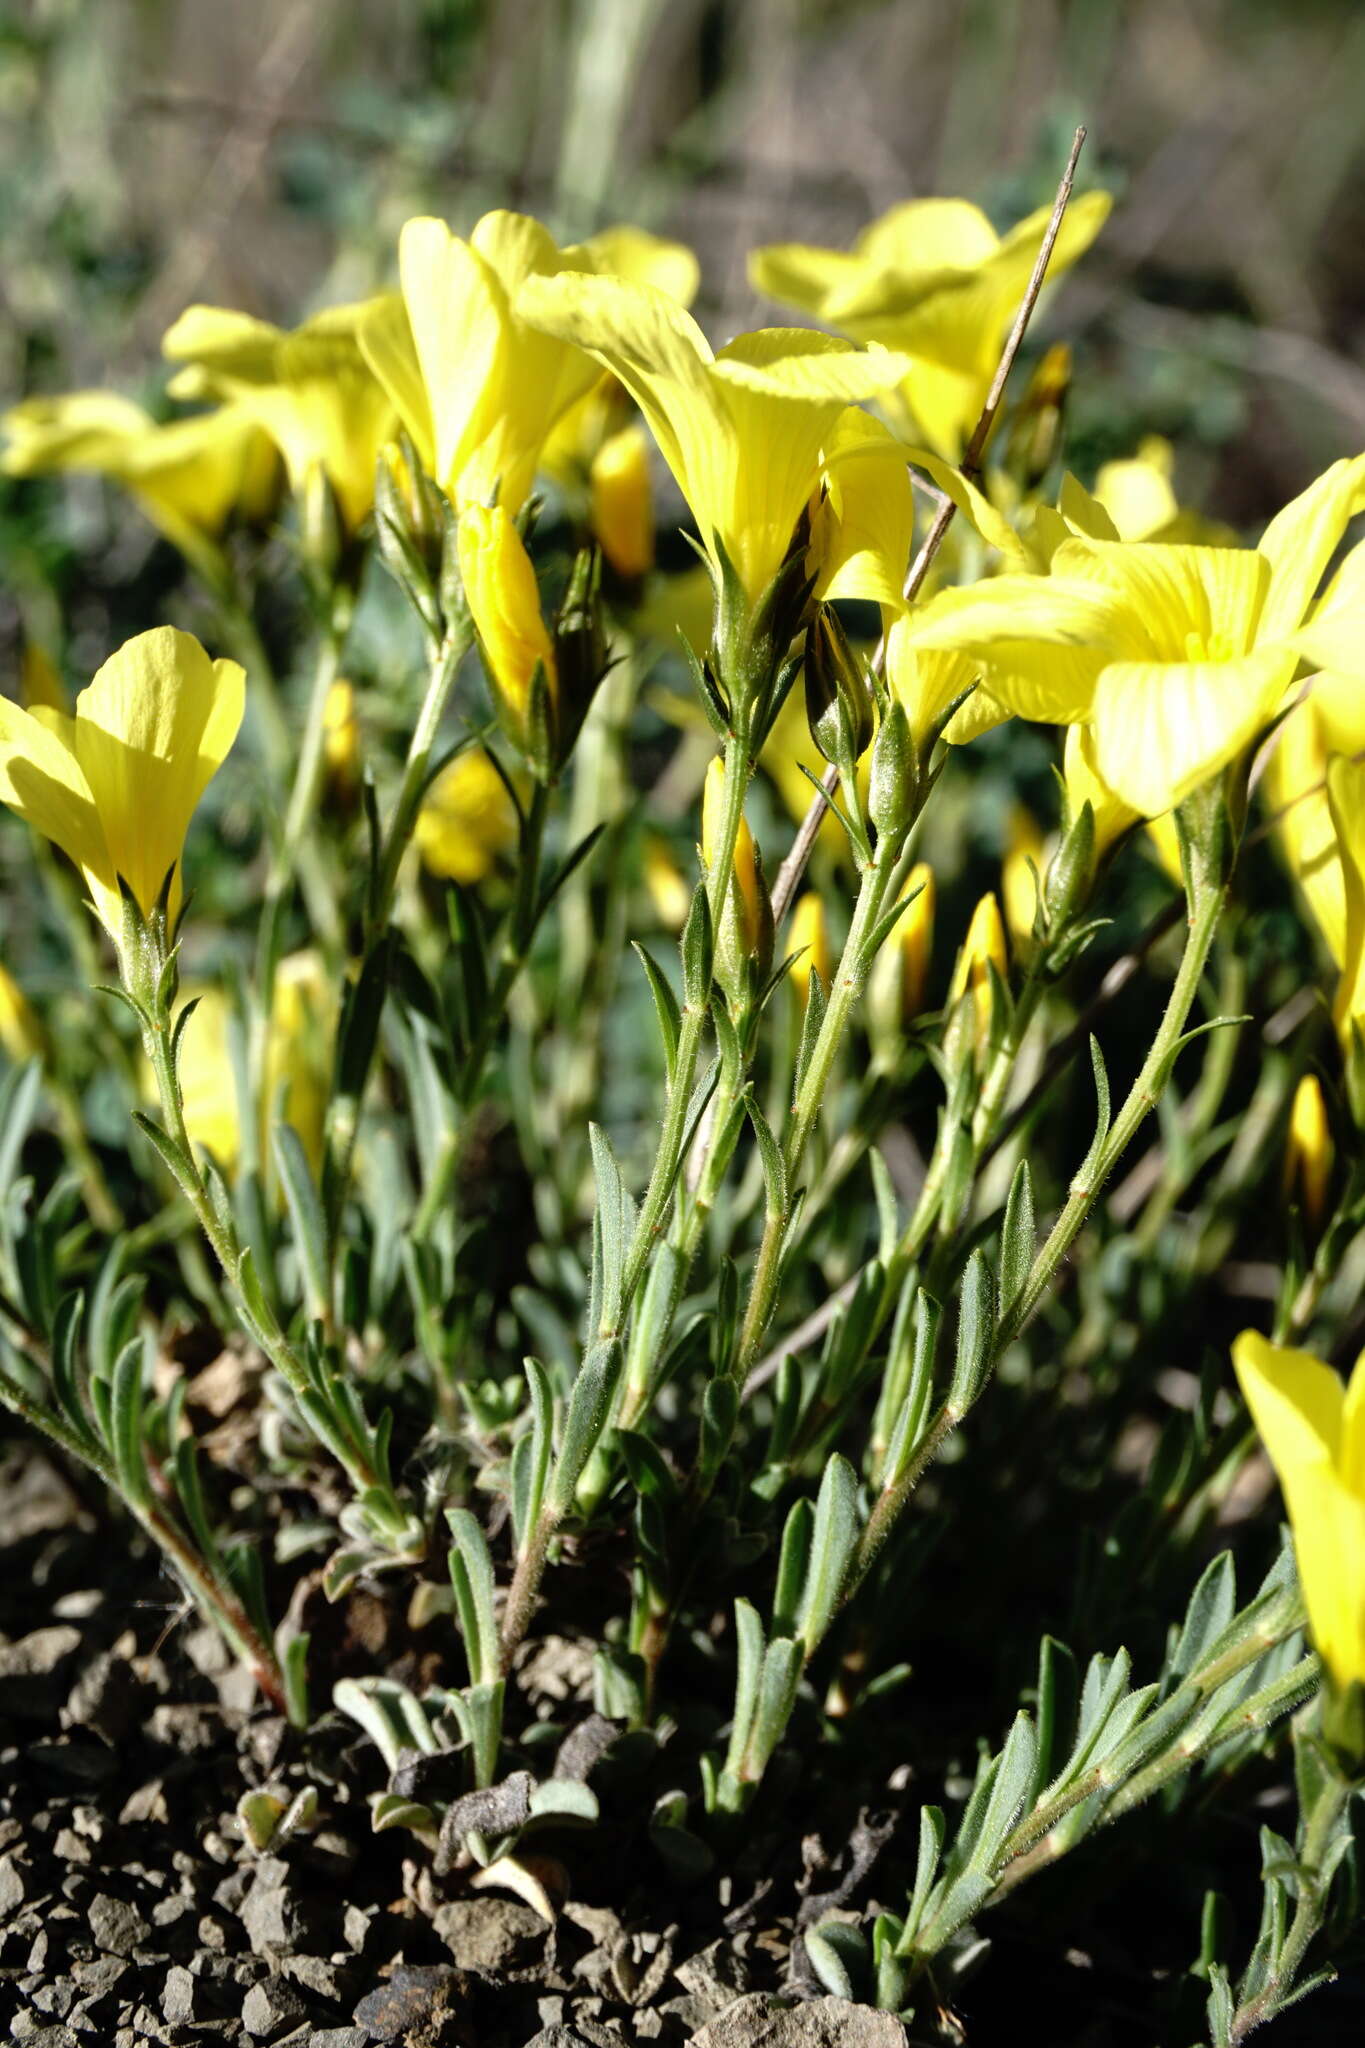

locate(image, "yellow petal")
[[582, 224, 699, 306], [1052, 538, 1268, 662], [1092, 440, 1178, 542], [813, 412, 915, 610], [747, 241, 869, 319], [0, 699, 107, 897], [1090, 646, 1291, 818], [901, 576, 1116, 723], [855, 197, 1001, 275], [358, 292, 436, 476], [1296, 535, 1365, 680], [903, 445, 1028, 560], [1062, 724, 1141, 855], [1256, 453, 1365, 647], [1328, 754, 1365, 1035], [416, 749, 518, 884], [73, 627, 245, 916], [1233, 1329, 1365, 1690]]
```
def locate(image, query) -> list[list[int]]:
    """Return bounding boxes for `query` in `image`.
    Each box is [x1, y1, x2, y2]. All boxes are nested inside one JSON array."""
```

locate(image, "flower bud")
[[591, 425, 653, 580], [1005, 342, 1071, 487], [322, 680, 361, 808], [549, 543, 610, 772], [804, 603, 873, 767], [869, 699, 914, 842], [702, 757, 768, 1005], [787, 892, 831, 1004], [458, 504, 557, 764], [948, 892, 1008, 1058], [1284, 1074, 1332, 1231], [643, 835, 691, 931], [1002, 805, 1047, 948], [0, 963, 44, 1065], [897, 863, 935, 1021]]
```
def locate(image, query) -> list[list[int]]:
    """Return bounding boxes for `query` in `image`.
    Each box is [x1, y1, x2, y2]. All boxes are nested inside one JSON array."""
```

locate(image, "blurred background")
[[2, 0, 1363, 646]]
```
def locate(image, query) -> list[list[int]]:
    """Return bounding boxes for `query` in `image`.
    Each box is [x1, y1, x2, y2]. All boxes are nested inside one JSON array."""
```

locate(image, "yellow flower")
[[1232, 1328, 1365, 1694], [903, 456, 1365, 818], [458, 504, 557, 751], [749, 190, 1111, 462], [2, 390, 279, 571], [1296, 533, 1365, 681], [415, 749, 519, 885], [590, 425, 654, 578], [1002, 805, 1047, 946], [539, 225, 701, 490], [0, 963, 44, 1065], [1093, 437, 1181, 541], [516, 268, 910, 606], [883, 614, 1004, 749], [1284, 1074, 1333, 1230], [162, 301, 395, 533], [809, 409, 916, 615], [787, 892, 832, 1000], [360, 211, 602, 516], [0, 626, 244, 939], [1062, 724, 1141, 858]]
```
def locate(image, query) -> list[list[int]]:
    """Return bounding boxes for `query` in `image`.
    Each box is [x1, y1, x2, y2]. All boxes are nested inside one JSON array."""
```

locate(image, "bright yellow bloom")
[[749, 190, 1111, 462], [702, 758, 761, 954], [0, 626, 244, 939], [516, 268, 910, 605], [1285, 1074, 1333, 1230], [1232, 1329, 1365, 1693], [1093, 437, 1181, 542], [590, 426, 654, 578], [0, 963, 44, 1065], [21, 643, 68, 714], [163, 301, 395, 533], [2, 391, 279, 571], [787, 892, 831, 999], [415, 750, 519, 885], [539, 227, 700, 491], [903, 456, 1365, 818], [458, 504, 557, 749], [1002, 805, 1047, 946], [360, 211, 602, 516]]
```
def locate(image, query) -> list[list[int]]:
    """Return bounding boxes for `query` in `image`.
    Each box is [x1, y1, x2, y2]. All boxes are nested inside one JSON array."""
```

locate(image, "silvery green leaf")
[[795, 1455, 860, 1654]]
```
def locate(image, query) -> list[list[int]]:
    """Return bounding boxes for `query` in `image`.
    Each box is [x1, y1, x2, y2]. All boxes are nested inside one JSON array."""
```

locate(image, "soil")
[[2, 1439, 1362, 2048]]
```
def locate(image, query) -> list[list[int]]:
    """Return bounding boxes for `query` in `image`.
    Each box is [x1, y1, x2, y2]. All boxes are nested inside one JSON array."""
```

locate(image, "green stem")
[[1000, 876, 1227, 1349], [1229, 1758, 1351, 2043], [369, 611, 473, 937], [735, 834, 898, 1375], [619, 719, 753, 1309]]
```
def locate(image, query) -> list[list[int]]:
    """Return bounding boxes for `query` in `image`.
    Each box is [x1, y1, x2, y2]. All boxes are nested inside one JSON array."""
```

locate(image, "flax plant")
[[4, 139, 1365, 2044]]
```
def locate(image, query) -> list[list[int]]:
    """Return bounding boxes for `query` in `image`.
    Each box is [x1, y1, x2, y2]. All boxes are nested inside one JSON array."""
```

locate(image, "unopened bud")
[[591, 425, 653, 580], [1284, 1074, 1332, 1231], [869, 699, 914, 841], [550, 544, 611, 771], [948, 892, 1008, 1058], [644, 835, 691, 931], [1002, 806, 1047, 947], [1006, 342, 1071, 487], [702, 757, 768, 1006], [459, 503, 557, 764], [322, 680, 361, 807], [804, 604, 873, 767], [0, 963, 44, 1065], [787, 892, 831, 1004]]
